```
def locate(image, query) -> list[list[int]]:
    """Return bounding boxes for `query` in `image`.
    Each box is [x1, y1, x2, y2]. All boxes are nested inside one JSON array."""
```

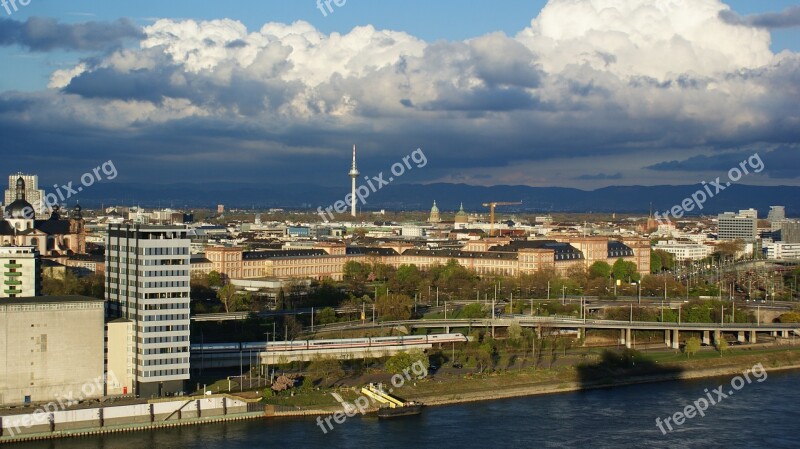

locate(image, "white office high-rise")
[[105, 224, 191, 397]]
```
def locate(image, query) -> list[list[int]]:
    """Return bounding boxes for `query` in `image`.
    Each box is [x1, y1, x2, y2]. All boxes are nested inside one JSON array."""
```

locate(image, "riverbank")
[[3, 346, 798, 443], [263, 345, 800, 415]]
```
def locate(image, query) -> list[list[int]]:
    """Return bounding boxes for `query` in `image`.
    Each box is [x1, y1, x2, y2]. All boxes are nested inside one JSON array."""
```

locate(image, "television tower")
[[348, 144, 360, 217]]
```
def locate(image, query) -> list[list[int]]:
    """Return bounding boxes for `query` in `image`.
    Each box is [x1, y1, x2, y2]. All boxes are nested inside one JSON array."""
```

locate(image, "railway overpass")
[[308, 316, 800, 350], [191, 334, 467, 369]]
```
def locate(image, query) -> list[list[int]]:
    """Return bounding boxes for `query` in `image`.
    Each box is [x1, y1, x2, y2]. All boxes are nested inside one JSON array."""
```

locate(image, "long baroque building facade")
[[201, 237, 650, 281]]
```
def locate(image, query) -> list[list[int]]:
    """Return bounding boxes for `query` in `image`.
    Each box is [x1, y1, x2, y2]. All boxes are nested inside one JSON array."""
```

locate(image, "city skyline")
[[0, 0, 798, 191]]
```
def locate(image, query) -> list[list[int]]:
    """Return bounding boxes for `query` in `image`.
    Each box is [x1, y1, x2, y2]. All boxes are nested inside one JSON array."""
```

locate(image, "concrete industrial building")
[[718, 211, 757, 242], [0, 296, 105, 406], [105, 224, 191, 398], [0, 246, 41, 298], [782, 222, 800, 244]]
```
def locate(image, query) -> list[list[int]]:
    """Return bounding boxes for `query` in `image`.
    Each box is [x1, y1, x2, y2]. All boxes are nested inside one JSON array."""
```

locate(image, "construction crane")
[[482, 201, 523, 237]]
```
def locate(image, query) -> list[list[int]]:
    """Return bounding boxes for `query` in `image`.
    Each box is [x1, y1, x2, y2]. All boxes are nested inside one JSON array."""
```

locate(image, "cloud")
[[0, 0, 798, 188], [644, 146, 800, 179], [720, 5, 800, 29], [0, 17, 143, 51], [575, 173, 623, 180]]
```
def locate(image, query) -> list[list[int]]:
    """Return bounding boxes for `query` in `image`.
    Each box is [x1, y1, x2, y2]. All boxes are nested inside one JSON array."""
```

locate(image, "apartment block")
[[0, 246, 41, 298]]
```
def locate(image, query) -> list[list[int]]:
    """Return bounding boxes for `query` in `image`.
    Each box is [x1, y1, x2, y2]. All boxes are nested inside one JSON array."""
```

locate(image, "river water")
[[12, 369, 798, 448]]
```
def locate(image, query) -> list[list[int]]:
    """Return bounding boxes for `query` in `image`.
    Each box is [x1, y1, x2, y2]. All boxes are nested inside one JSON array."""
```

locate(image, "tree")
[[685, 337, 701, 358], [390, 264, 423, 296], [650, 251, 663, 273], [271, 375, 297, 393], [316, 307, 338, 325], [275, 288, 287, 311], [589, 261, 612, 280], [385, 350, 429, 376], [716, 338, 729, 357], [460, 303, 487, 318], [714, 240, 745, 260], [613, 258, 640, 283], [507, 323, 523, 343], [343, 261, 370, 293], [207, 271, 223, 287], [283, 315, 302, 340], [217, 284, 238, 313], [307, 356, 344, 386], [376, 293, 414, 321]]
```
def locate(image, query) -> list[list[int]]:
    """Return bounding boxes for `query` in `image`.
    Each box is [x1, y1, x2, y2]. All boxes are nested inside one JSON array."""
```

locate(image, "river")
[[11, 369, 798, 448]]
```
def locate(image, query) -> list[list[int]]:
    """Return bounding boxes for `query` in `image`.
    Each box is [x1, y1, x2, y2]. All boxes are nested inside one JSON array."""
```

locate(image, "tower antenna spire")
[[348, 144, 360, 218]]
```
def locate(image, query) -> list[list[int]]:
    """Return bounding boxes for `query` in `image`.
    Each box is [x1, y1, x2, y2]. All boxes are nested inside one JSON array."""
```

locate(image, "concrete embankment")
[[0, 395, 262, 444]]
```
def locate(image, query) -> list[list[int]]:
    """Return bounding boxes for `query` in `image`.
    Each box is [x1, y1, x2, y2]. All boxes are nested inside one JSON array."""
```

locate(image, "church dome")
[[428, 200, 441, 223], [454, 202, 468, 224], [5, 177, 34, 219], [5, 199, 34, 219]]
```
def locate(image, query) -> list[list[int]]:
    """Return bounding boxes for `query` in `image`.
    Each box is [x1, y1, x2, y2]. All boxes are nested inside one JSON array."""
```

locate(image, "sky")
[[0, 0, 799, 191]]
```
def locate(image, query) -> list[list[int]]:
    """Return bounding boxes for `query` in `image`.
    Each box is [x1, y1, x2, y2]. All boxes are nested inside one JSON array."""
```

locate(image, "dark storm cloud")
[[63, 57, 302, 115], [0, 17, 143, 51], [575, 173, 623, 180], [719, 6, 800, 29], [645, 147, 800, 179]]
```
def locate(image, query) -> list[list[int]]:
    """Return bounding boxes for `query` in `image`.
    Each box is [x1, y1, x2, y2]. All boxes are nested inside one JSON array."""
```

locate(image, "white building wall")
[[0, 299, 105, 406]]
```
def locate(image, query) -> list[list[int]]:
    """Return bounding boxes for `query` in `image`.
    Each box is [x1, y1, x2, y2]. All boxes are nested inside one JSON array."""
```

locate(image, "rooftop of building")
[[0, 295, 104, 305], [401, 248, 518, 260]]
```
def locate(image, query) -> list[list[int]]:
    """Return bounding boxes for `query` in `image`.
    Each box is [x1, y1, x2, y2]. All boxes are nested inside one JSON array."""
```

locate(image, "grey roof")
[[0, 295, 104, 305], [346, 247, 400, 256], [488, 240, 585, 261], [401, 249, 518, 260], [243, 249, 328, 260], [608, 241, 634, 258]]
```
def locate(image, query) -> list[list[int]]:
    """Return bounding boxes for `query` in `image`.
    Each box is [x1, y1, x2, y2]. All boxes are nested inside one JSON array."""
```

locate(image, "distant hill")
[[73, 182, 800, 217]]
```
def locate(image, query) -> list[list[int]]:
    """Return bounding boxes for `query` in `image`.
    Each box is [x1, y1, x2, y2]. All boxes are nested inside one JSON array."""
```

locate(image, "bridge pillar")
[[771, 331, 778, 337], [445, 326, 450, 334], [619, 329, 626, 346], [671, 329, 680, 350], [738, 331, 746, 343], [664, 330, 671, 348], [782, 330, 790, 338], [578, 328, 586, 346], [702, 331, 710, 346], [749, 330, 757, 343], [625, 328, 632, 349], [713, 330, 721, 346]]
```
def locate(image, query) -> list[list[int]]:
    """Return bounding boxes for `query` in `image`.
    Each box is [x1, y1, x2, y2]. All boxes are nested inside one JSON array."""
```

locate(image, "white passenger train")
[[191, 333, 468, 353]]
